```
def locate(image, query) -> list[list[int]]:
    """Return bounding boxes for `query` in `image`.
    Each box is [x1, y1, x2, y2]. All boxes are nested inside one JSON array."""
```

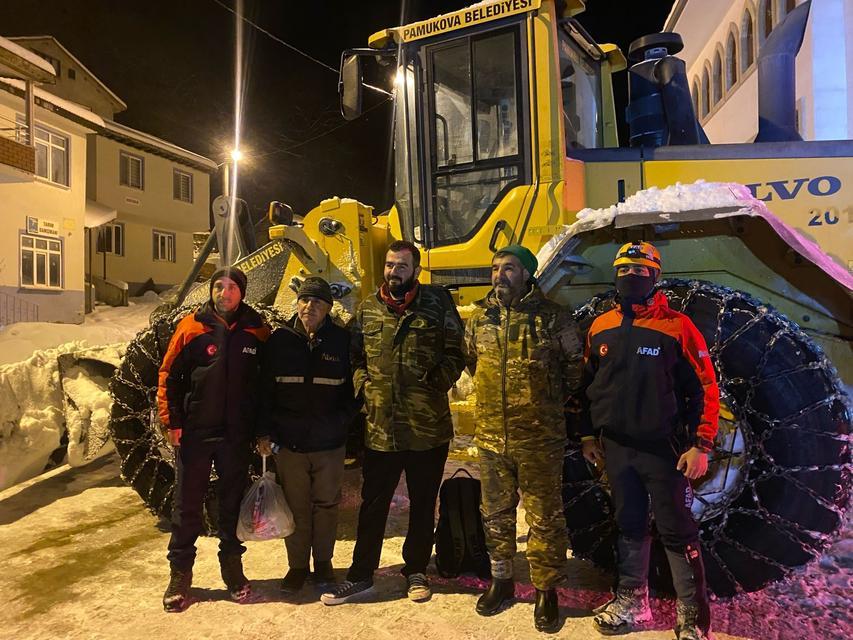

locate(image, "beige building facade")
[[666, 0, 853, 143], [8, 36, 126, 119], [0, 77, 101, 324], [86, 122, 216, 295], [8, 36, 217, 302], [0, 36, 216, 324]]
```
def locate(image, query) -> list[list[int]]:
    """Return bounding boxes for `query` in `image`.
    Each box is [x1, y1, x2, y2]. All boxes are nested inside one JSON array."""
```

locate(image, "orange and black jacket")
[[579, 291, 719, 451], [157, 301, 270, 444]]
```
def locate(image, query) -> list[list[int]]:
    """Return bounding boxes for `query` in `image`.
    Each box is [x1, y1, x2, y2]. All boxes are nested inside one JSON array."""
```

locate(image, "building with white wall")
[[9, 36, 217, 301], [0, 73, 102, 324], [665, 0, 853, 142]]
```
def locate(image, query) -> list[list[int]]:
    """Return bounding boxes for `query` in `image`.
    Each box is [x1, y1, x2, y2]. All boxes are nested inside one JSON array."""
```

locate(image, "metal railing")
[[0, 112, 27, 144], [0, 291, 39, 325]]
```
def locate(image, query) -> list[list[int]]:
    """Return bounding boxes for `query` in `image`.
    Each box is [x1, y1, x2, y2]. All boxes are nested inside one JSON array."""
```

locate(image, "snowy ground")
[[0, 292, 850, 639], [0, 295, 160, 490], [0, 293, 160, 367], [1, 450, 850, 640]]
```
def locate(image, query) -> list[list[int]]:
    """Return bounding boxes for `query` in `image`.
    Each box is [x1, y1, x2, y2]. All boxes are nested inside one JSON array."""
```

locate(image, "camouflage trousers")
[[478, 445, 568, 590]]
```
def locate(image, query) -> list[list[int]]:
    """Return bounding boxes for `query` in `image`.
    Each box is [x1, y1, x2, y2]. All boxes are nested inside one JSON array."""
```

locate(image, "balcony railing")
[[0, 113, 35, 174]]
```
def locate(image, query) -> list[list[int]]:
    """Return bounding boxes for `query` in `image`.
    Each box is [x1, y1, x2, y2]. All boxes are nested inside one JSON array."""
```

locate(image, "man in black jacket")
[[157, 267, 270, 612], [257, 277, 358, 594]]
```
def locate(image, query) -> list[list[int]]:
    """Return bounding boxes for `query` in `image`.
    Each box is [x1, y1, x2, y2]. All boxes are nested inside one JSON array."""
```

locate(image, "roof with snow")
[[0, 35, 56, 83], [0, 77, 103, 129], [7, 36, 127, 112], [100, 119, 217, 173]]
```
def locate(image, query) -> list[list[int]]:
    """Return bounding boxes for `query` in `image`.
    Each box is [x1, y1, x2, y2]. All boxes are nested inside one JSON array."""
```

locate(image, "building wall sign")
[[26, 216, 60, 236]]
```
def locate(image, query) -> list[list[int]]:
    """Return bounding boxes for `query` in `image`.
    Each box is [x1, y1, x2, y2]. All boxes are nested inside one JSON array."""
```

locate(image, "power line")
[[210, 0, 392, 96], [211, 0, 338, 74], [251, 97, 393, 161]]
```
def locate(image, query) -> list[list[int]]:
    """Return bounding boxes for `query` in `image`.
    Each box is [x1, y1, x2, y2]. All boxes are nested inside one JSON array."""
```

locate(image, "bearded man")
[[321, 240, 466, 606]]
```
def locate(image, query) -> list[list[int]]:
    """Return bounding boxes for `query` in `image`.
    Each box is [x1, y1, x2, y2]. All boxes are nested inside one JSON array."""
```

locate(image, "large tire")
[[108, 304, 287, 532], [563, 279, 851, 596]]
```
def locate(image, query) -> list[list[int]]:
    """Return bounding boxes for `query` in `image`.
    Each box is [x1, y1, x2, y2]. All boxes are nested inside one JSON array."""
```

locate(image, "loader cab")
[[396, 24, 530, 248], [341, 0, 619, 296]]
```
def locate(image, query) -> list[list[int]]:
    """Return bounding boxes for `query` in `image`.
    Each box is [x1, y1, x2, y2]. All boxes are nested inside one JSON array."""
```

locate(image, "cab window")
[[428, 27, 525, 246]]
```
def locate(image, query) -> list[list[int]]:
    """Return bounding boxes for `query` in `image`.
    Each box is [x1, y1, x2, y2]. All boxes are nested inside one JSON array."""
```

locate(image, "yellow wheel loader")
[[110, 0, 850, 596]]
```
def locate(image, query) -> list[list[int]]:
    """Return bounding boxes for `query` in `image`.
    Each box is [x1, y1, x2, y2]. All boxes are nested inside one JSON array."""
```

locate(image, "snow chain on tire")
[[108, 304, 287, 533], [562, 279, 851, 596]]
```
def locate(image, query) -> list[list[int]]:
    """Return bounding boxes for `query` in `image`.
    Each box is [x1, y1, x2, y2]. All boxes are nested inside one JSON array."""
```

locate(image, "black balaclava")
[[616, 272, 657, 314]]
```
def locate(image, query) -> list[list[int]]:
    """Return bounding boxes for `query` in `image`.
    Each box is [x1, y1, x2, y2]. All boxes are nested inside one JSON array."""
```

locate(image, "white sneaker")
[[406, 573, 432, 602]]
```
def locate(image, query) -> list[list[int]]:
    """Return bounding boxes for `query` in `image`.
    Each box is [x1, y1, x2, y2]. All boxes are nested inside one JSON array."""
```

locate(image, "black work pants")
[[167, 438, 251, 570], [347, 443, 449, 582], [603, 437, 698, 549]]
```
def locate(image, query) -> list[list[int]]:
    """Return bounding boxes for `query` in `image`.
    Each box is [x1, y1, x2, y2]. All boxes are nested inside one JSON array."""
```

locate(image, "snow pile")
[[536, 180, 748, 274], [535, 180, 853, 291], [59, 344, 126, 466], [0, 295, 159, 366], [0, 343, 78, 491], [0, 295, 159, 490]]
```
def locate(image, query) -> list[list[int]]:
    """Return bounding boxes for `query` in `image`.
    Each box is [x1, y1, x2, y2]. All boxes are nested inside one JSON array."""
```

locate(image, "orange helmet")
[[613, 241, 662, 271]]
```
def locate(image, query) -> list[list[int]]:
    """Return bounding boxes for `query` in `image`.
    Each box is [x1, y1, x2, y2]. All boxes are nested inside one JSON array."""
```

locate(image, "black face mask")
[[615, 274, 656, 307]]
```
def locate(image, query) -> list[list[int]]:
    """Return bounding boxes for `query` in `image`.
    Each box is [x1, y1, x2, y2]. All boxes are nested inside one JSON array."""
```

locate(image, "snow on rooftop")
[[103, 119, 218, 170], [0, 34, 57, 77], [0, 76, 103, 127]]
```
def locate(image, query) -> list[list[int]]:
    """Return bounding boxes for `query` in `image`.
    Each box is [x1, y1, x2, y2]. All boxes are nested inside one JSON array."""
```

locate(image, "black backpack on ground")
[[434, 468, 491, 579]]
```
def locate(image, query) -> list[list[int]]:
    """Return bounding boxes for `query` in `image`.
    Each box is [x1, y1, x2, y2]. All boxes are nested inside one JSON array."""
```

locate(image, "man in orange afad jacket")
[[579, 242, 719, 640], [157, 267, 269, 612]]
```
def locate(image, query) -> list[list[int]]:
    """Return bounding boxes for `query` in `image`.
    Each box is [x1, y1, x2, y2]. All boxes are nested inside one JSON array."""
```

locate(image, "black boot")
[[163, 566, 192, 612], [665, 542, 712, 640], [475, 577, 515, 616], [534, 588, 559, 632], [312, 561, 335, 584], [280, 567, 309, 593], [220, 554, 251, 602]]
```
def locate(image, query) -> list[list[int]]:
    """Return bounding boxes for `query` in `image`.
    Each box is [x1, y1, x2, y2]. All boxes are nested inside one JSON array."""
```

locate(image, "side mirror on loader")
[[340, 53, 363, 121], [268, 201, 294, 226]]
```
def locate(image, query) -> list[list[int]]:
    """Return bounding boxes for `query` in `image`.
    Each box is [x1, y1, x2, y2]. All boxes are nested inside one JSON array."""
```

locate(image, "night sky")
[[0, 0, 671, 222]]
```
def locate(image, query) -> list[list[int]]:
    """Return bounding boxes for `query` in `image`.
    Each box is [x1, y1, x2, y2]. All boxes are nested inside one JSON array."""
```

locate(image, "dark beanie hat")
[[209, 267, 247, 299], [297, 276, 333, 305], [496, 244, 538, 279]]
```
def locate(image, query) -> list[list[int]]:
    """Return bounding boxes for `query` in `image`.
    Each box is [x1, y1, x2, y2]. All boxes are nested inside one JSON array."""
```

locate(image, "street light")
[[230, 148, 243, 163]]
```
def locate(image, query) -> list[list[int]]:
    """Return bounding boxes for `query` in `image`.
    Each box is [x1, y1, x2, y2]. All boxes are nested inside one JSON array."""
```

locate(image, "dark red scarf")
[[379, 281, 420, 315]]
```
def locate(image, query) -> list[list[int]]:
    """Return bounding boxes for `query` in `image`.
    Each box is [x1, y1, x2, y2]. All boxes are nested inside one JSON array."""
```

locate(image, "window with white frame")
[[153, 229, 175, 262], [120, 151, 144, 189], [97, 222, 124, 256], [16, 117, 70, 186], [173, 169, 193, 203], [20, 233, 62, 289]]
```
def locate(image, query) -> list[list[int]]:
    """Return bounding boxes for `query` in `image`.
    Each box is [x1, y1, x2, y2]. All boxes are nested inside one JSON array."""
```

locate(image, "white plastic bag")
[[237, 455, 295, 541]]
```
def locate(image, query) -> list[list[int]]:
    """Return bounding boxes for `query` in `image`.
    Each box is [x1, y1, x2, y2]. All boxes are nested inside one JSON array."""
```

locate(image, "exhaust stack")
[[755, 0, 811, 142]]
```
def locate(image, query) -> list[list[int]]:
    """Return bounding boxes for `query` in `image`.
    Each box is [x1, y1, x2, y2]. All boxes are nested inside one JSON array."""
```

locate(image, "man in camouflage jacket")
[[321, 240, 466, 606], [465, 245, 583, 632]]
